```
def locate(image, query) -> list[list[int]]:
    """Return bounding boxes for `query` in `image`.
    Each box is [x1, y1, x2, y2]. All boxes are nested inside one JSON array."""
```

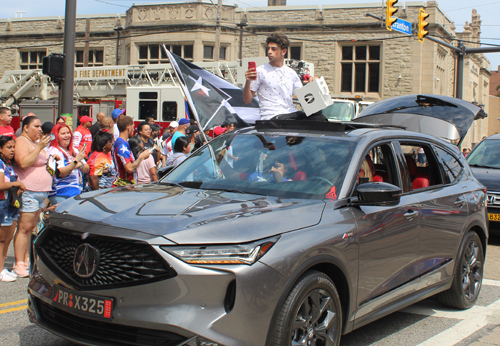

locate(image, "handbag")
[[9, 186, 22, 208]]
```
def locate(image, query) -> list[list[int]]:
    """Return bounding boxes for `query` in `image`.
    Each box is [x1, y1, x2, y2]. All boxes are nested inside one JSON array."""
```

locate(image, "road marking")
[[0, 299, 27, 309], [0, 305, 27, 315], [412, 289, 500, 346], [483, 278, 500, 286]]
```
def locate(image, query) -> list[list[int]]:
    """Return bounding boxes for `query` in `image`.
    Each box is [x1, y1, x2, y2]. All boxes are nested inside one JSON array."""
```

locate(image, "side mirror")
[[354, 182, 402, 206], [158, 165, 175, 180]]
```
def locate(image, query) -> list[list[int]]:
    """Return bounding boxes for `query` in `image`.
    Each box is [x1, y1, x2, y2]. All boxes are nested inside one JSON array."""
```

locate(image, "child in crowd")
[[0, 136, 26, 282]]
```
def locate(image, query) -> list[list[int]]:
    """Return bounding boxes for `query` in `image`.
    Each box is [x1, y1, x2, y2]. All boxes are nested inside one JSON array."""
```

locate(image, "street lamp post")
[[237, 18, 248, 65]]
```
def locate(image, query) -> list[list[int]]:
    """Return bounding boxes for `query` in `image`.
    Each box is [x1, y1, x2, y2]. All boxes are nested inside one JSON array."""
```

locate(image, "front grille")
[[37, 227, 176, 290], [36, 298, 187, 346], [487, 192, 500, 207]]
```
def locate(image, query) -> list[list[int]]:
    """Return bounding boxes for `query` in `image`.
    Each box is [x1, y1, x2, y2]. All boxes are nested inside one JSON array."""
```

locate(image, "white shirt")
[[250, 62, 303, 120], [113, 124, 119, 141]]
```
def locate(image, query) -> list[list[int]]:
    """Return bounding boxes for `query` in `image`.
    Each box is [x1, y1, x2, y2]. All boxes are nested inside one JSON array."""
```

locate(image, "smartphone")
[[49, 133, 56, 141], [81, 142, 87, 152], [248, 61, 257, 80]]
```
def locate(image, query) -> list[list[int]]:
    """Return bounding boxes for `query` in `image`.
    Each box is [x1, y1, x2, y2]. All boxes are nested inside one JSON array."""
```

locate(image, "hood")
[[354, 94, 486, 143], [470, 167, 500, 191], [49, 184, 325, 245]]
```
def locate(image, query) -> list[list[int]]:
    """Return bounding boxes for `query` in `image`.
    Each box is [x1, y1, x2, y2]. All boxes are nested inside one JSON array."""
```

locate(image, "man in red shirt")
[[73, 116, 93, 158], [0, 107, 16, 138]]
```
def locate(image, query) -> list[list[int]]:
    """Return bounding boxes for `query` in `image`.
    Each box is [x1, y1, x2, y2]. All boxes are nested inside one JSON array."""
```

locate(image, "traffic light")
[[418, 8, 429, 42], [42, 53, 65, 82], [385, 0, 398, 30]]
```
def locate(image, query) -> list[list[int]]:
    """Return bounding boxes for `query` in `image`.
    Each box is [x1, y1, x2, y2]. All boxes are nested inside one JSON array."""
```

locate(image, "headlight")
[[161, 236, 279, 265]]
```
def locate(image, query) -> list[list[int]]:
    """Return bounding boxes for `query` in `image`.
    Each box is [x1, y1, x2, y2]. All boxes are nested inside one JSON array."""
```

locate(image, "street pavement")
[[1, 236, 500, 346]]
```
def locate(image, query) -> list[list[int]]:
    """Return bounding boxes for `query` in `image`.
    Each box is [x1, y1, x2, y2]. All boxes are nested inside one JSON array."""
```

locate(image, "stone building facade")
[[0, 1, 492, 147]]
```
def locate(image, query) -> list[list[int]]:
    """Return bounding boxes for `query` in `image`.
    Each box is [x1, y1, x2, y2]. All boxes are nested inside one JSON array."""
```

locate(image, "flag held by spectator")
[[163, 46, 260, 130]]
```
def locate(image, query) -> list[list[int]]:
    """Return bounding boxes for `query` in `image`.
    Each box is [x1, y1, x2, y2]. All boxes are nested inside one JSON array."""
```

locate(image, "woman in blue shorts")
[[0, 136, 26, 282]]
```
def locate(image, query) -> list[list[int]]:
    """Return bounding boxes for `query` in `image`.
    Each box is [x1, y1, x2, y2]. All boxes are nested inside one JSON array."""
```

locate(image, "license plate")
[[488, 213, 500, 221], [52, 286, 113, 320]]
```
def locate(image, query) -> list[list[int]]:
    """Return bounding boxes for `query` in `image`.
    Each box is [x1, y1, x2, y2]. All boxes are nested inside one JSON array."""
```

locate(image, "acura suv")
[[28, 95, 488, 346]]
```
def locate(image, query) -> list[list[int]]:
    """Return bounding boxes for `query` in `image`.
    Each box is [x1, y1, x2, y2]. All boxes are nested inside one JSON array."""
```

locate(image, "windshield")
[[322, 102, 355, 122], [467, 139, 500, 169], [161, 132, 357, 199]]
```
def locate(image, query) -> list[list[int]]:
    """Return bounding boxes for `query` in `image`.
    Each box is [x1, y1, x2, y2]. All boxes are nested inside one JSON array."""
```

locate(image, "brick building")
[[0, 1, 492, 147]]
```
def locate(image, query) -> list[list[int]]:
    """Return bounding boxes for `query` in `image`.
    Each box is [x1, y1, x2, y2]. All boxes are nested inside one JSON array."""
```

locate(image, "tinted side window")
[[399, 142, 443, 190], [434, 147, 462, 184]]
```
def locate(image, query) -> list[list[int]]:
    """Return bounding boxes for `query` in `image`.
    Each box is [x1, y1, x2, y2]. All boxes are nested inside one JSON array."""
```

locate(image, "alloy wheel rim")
[[291, 288, 339, 346], [461, 240, 482, 301]]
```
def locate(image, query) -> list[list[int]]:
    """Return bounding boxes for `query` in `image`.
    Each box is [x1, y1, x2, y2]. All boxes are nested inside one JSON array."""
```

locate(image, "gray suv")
[[28, 116, 487, 345]]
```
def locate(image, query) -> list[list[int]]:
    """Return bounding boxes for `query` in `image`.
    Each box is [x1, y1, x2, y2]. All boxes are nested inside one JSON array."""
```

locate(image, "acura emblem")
[[73, 244, 99, 278]]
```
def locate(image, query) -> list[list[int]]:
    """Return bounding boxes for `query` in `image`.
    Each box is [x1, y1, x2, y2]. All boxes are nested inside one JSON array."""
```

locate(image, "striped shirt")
[[48, 147, 84, 198]]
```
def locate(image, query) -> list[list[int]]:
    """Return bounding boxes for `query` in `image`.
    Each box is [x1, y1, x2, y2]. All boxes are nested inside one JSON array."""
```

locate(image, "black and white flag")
[[163, 47, 260, 131]]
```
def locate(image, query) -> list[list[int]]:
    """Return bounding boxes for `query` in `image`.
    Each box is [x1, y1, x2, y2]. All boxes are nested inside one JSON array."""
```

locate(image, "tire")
[[438, 231, 484, 310], [271, 270, 342, 346]]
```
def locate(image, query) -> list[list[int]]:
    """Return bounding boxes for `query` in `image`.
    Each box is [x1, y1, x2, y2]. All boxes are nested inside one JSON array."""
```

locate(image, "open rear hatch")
[[353, 94, 486, 144]]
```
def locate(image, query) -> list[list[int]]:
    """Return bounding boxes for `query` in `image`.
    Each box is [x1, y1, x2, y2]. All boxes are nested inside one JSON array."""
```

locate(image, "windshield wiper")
[[204, 187, 266, 196], [158, 181, 185, 188], [469, 164, 500, 169]]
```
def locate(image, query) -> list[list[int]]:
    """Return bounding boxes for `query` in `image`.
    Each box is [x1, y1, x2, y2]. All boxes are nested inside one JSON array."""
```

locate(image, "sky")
[[1, 0, 499, 70]]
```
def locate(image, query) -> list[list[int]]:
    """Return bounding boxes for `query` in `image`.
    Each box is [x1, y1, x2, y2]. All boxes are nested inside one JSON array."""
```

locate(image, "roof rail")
[[254, 120, 406, 132]]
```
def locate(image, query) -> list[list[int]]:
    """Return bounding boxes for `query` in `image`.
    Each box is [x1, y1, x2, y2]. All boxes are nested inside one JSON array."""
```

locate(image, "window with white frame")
[[203, 45, 227, 61], [340, 45, 381, 93], [19, 50, 46, 70], [75, 49, 104, 67], [138, 43, 194, 64]]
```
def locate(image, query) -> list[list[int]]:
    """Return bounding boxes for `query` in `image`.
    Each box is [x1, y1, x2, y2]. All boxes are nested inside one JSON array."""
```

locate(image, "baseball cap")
[[178, 118, 190, 126], [169, 121, 179, 128], [214, 126, 225, 136], [111, 108, 124, 119], [80, 116, 93, 124], [186, 125, 200, 136]]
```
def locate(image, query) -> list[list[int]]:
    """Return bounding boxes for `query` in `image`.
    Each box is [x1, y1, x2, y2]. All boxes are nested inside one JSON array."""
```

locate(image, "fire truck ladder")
[[0, 61, 239, 105], [0, 70, 48, 107]]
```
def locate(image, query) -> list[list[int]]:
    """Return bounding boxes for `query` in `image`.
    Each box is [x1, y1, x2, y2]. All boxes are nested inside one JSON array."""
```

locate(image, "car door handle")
[[404, 210, 419, 221], [454, 199, 465, 208]]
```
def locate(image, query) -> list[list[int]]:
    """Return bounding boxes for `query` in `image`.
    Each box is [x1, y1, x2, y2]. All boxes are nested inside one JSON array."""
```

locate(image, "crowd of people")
[[0, 105, 236, 283], [0, 31, 314, 283]]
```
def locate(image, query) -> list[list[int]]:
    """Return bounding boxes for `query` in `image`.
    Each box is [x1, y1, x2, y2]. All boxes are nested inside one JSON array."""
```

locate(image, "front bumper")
[[28, 228, 287, 346]]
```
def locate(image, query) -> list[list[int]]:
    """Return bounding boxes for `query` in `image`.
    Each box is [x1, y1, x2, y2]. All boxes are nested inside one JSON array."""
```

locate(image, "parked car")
[[466, 134, 500, 232], [28, 96, 487, 346]]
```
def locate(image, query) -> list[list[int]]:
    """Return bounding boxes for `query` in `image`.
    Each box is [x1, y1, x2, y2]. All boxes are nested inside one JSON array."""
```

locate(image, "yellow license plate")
[[488, 213, 500, 221]]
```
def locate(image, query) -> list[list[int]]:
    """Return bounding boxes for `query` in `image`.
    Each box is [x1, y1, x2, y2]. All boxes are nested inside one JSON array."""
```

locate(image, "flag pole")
[[161, 44, 209, 144]]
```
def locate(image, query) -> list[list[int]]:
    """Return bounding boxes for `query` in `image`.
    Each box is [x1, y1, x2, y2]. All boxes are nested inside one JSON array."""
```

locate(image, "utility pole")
[[59, 0, 77, 130], [214, 0, 222, 61], [83, 18, 90, 67]]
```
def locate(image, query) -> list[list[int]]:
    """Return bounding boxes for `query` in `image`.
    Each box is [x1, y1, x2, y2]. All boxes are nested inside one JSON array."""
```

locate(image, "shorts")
[[20, 190, 49, 213], [0, 199, 19, 226]]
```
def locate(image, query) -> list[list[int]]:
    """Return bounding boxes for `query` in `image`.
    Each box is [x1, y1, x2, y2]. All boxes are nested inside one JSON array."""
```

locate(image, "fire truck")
[[0, 58, 314, 131]]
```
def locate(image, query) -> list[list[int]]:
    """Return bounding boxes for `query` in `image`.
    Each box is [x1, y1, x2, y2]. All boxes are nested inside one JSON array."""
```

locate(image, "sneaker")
[[0, 273, 16, 282], [1, 269, 17, 278], [13, 263, 29, 278]]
